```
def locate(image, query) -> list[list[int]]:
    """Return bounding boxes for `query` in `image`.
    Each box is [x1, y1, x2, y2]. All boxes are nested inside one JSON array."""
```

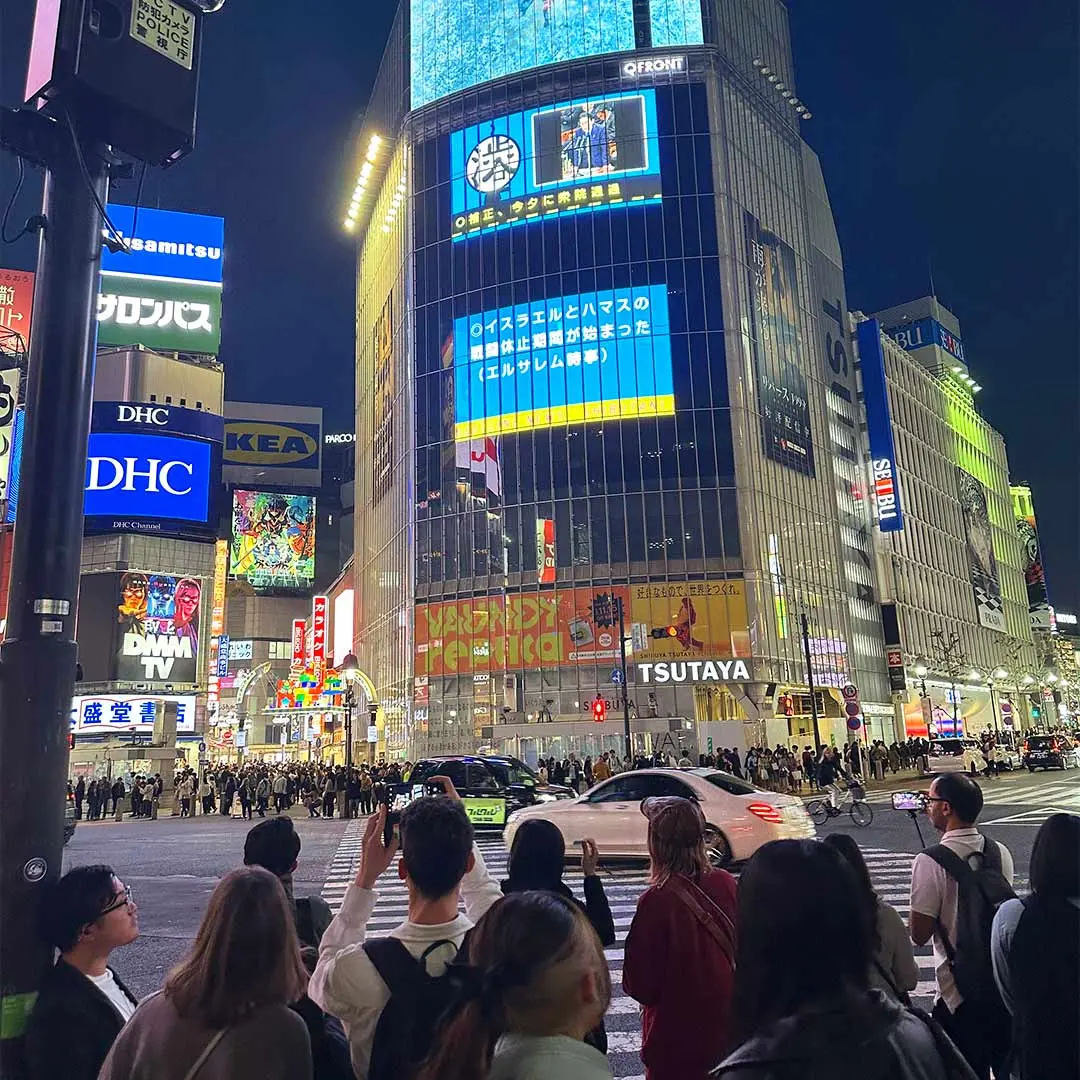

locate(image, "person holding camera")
[[308, 776, 501, 1080]]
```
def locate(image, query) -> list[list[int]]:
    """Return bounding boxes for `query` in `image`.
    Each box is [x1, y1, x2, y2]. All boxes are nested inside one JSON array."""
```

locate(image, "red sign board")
[[291, 618, 306, 672], [0, 269, 35, 349], [311, 595, 328, 686], [536, 518, 555, 585]]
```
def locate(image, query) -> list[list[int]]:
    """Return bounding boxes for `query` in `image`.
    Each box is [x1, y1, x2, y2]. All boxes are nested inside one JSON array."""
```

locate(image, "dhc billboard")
[[857, 320, 904, 533], [6, 402, 222, 540]]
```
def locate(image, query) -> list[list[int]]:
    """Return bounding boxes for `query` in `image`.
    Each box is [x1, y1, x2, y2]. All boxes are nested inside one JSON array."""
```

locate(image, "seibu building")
[[348, 1, 892, 763]]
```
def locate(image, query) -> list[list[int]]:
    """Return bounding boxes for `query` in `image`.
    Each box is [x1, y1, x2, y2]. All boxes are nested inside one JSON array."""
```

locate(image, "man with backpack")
[[309, 777, 502, 1080], [909, 772, 1015, 1080]]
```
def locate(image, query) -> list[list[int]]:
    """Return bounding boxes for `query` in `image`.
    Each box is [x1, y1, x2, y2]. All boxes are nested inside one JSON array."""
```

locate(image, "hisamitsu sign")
[[101, 205, 223, 283]]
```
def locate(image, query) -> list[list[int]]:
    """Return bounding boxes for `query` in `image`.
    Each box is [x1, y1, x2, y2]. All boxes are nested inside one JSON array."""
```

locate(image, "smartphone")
[[892, 791, 926, 812], [383, 809, 401, 847]]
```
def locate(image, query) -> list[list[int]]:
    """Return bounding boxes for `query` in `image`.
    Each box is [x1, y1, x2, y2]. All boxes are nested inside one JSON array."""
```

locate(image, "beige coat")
[[98, 991, 311, 1080]]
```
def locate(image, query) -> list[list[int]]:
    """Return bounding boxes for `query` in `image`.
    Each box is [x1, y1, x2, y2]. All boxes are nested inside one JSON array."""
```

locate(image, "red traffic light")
[[592, 696, 607, 722], [68, 732, 76, 750], [650, 625, 679, 639]]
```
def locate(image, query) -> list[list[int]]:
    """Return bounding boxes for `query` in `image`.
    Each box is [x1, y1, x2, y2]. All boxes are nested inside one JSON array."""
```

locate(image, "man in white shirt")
[[909, 772, 1014, 1080], [309, 777, 502, 1080]]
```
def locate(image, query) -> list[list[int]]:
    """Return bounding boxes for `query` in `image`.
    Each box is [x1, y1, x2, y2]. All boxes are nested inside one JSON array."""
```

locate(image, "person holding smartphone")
[[500, 820, 616, 1054]]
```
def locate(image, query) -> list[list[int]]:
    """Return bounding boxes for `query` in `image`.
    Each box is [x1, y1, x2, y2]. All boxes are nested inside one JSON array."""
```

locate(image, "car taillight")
[[746, 801, 783, 824], [1024, 741, 1030, 753]]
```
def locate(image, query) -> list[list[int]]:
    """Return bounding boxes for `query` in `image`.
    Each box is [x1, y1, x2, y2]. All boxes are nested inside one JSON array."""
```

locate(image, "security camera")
[[188, 0, 227, 10]]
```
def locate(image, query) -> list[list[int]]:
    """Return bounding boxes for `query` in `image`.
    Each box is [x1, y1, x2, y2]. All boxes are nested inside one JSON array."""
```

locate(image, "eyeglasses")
[[99, 885, 134, 917], [924, 796, 948, 804]]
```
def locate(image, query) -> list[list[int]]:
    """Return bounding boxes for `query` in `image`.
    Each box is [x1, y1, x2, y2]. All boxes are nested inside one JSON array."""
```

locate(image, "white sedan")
[[503, 768, 815, 867]]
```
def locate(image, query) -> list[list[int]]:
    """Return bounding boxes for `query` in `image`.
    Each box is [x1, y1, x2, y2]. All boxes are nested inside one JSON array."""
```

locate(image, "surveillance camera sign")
[[130, 0, 196, 71]]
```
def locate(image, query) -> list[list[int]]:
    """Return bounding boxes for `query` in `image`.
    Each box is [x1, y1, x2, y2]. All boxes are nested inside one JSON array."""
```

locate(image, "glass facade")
[[354, 1, 893, 759]]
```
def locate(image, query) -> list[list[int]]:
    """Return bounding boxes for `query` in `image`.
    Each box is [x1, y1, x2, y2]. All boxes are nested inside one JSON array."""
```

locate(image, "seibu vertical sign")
[[536, 518, 555, 585], [311, 596, 328, 686], [856, 319, 904, 533], [291, 618, 306, 672]]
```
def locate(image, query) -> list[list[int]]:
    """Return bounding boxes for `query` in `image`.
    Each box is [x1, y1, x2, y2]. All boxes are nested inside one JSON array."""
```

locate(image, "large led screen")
[[115, 571, 202, 684], [230, 490, 316, 591], [450, 91, 661, 240], [743, 212, 815, 477], [454, 284, 674, 440]]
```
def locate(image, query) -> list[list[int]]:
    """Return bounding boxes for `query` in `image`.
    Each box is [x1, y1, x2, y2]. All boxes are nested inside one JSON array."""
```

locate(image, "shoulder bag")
[[663, 873, 737, 969], [182, 1028, 229, 1080]]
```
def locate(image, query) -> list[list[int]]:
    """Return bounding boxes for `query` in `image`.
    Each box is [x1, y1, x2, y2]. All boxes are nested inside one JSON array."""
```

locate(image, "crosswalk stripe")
[[318, 826, 943, 1078]]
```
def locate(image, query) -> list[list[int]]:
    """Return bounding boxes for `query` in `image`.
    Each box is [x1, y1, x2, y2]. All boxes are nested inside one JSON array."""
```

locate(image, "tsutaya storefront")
[[489, 658, 756, 768]]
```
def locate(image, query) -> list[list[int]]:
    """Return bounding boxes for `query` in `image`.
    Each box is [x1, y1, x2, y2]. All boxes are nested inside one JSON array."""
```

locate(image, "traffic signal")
[[68, 732, 76, 750], [592, 696, 607, 723], [650, 625, 679, 639], [1030, 697, 1042, 721]]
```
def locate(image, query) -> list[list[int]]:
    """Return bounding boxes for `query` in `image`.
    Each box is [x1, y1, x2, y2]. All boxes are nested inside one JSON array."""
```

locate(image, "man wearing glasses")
[[25, 865, 140, 1080]]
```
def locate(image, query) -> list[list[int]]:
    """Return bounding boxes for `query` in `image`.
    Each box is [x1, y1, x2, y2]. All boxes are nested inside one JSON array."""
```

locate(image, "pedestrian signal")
[[592, 696, 607, 723], [650, 625, 679, 639]]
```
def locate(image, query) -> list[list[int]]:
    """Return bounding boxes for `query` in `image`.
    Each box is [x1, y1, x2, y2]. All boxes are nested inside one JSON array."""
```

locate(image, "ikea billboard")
[[222, 403, 322, 490], [453, 283, 674, 440]]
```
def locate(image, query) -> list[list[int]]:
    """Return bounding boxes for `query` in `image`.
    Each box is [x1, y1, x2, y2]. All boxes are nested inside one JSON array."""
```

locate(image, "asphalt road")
[[62, 767, 1080, 1078]]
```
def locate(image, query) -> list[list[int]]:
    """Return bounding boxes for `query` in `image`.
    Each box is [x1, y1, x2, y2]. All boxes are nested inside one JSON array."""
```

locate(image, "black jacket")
[[711, 992, 976, 1080], [25, 959, 138, 1080]]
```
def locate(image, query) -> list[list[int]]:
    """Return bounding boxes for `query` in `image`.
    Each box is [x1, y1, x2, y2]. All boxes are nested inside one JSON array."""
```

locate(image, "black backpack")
[[363, 937, 470, 1080], [924, 838, 1016, 1005]]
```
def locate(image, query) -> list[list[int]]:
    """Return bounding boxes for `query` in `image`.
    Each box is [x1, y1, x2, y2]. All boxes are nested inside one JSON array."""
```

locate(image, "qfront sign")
[[636, 659, 751, 683], [621, 55, 686, 76], [101, 205, 224, 284]]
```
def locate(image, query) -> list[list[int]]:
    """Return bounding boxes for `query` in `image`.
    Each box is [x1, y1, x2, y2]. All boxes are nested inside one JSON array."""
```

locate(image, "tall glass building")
[[348, 0, 890, 761]]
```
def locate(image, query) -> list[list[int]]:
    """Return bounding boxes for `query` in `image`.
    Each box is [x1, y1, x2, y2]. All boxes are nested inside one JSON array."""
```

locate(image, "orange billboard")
[[629, 579, 750, 661], [414, 586, 629, 676]]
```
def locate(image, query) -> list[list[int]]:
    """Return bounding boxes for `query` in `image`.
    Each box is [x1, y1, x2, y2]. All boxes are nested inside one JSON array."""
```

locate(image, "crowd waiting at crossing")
[[29, 767, 1078, 1080]]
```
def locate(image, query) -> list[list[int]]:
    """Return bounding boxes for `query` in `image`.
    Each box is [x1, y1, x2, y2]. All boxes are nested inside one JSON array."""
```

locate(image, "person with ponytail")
[[418, 891, 613, 1080]]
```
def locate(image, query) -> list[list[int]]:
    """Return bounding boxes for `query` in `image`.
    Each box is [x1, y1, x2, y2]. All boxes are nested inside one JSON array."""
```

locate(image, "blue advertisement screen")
[[454, 284, 675, 440], [84, 433, 213, 524], [4, 406, 23, 525], [857, 319, 904, 533], [412, 0, 635, 109], [651, 0, 704, 46], [450, 90, 661, 240], [101, 205, 224, 284]]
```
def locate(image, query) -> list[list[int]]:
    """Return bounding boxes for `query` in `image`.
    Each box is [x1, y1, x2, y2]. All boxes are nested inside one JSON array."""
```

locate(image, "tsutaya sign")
[[637, 659, 751, 684]]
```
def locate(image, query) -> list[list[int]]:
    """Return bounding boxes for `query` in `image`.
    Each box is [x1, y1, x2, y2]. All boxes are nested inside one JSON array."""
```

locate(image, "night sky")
[[1, 2, 1076, 609]]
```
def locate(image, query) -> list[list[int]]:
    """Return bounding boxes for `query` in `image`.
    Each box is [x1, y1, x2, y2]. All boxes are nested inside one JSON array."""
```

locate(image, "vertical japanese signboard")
[[291, 618, 306, 672], [0, 268, 35, 349], [311, 596, 328, 687], [207, 539, 228, 704], [373, 294, 394, 502], [536, 518, 555, 584], [856, 319, 904, 532]]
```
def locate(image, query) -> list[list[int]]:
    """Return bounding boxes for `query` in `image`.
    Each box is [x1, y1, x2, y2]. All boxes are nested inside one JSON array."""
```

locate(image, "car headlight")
[[535, 792, 559, 803], [506, 809, 523, 824]]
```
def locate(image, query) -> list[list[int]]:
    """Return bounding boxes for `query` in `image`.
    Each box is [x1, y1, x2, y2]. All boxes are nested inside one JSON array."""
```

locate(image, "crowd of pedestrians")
[[27, 771, 1077, 1080]]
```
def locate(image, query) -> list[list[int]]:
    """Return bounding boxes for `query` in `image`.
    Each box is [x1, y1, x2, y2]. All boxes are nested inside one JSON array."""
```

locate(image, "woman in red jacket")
[[623, 796, 738, 1080]]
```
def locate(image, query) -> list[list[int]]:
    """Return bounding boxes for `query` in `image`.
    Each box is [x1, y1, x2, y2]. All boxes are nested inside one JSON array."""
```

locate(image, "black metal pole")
[[0, 117, 106, 1071], [801, 613, 824, 756], [344, 691, 353, 818], [616, 597, 631, 761]]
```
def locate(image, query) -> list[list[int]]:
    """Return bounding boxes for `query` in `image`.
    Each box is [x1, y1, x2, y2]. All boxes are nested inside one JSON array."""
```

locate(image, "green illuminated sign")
[[462, 797, 506, 826], [97, 272, 221, 355]]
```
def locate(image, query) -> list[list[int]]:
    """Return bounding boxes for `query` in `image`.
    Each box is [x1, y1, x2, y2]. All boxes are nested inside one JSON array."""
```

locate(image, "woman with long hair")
[[992, 812, 1080, 1079], [713, 839, 974, 1079], [501, 819, 615, 1053], [623, 796, 738, 1080], [99, 866, 312, 1080], [822, 833, 918, 1002], [418, 891, 612, 1080]]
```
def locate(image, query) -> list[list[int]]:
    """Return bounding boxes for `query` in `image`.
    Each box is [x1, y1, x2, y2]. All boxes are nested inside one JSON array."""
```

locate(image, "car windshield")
[[930, 740, 965, 755], [705, 771, 757, 796], [486, 760, 537, 787], [1027, 736, 1054, 749]]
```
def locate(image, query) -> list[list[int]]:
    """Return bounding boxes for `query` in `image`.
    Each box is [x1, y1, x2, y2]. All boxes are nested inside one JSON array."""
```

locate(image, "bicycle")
[[806, 781, 873, 827]]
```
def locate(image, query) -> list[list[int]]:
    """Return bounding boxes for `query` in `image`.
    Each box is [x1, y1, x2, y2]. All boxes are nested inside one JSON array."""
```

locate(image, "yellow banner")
[[463, 798, 506, 826], [630, 580, 750, 661]]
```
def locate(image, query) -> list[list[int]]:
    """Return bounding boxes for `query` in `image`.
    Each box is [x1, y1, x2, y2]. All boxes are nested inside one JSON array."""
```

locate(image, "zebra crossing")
[[319, 827, 939, 1080]]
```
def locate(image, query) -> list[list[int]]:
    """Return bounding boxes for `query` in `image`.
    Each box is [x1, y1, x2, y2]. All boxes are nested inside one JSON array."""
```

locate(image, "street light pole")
[[615, 596, 632, 762], [801, 613, 823, 756]]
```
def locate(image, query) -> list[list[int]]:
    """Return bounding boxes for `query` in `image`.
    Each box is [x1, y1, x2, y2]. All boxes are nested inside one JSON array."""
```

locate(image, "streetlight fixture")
[[340, 653, 360, 813]]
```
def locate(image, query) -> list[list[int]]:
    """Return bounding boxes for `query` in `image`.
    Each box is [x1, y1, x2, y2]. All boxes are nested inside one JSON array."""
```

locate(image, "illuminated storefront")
[[349, 2, 892, 759]]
